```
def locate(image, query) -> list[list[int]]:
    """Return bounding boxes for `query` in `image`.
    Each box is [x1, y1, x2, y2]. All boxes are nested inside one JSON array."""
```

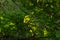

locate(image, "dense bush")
[[0, 0, 60, 40]]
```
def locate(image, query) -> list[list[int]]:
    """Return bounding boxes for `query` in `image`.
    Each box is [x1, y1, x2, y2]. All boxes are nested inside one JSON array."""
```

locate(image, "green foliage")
[[0, 0, 60, 40]]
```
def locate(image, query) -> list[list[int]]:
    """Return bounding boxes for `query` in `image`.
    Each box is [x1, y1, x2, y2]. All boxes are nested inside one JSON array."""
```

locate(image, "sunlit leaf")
[[43, 28, 48, 37], [0, 16, 4, 20], [46, 4, 48, 7], [50, 5, 54, 8], [37, 0, 40, 3], [9, 22, 15, 25], [32, 27, 37, 31], [4, 24, 9, 28], [24, 15, 30, 23], [29, 29, 33, 33], [31, 11, 34, 14]]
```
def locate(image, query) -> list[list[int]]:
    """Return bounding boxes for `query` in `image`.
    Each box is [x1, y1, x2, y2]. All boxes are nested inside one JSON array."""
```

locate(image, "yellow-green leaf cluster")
[[24, 15, 30, 23]]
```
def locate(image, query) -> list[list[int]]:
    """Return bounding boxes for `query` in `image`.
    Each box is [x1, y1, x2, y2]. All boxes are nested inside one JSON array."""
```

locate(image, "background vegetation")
[[0, 0, 60, 40]]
